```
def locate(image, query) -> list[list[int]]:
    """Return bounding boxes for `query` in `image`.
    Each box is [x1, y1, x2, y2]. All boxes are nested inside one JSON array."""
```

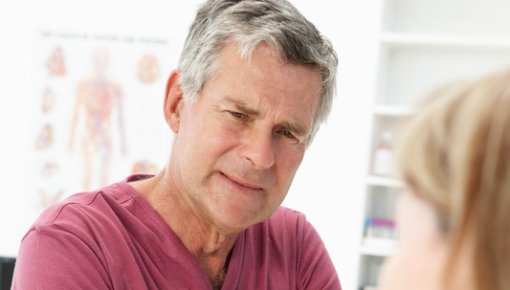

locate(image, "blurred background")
[[1, 1, 510, 289]]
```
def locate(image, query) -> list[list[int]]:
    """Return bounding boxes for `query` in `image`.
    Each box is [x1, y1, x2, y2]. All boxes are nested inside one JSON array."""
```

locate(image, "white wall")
[[0, 0, 37, 258], [0, 2, 381, 290], [283, 2, 381, 290]]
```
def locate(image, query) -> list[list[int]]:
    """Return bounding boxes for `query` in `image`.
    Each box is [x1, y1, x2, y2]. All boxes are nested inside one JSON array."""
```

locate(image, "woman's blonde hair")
[[396, 68, 510, 290]]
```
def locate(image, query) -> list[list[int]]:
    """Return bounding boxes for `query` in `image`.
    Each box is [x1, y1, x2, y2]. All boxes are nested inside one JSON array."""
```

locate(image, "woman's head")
[[380, 68, 510, 290]]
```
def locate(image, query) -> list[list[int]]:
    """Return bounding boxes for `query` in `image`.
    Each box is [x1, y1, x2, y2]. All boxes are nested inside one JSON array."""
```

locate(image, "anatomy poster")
[[30, 31, 174, 210]]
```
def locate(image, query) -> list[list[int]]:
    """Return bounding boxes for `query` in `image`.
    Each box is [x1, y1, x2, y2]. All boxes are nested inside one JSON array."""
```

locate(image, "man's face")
[[168, 42, 322, 232]]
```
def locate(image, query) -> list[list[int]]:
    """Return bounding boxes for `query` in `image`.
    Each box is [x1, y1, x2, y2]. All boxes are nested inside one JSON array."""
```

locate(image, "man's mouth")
[[220, 172, 264, 192]]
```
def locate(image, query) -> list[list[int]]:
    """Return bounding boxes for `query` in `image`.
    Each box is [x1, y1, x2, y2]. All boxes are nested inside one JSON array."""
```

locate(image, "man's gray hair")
[[178, 0, 338, 141]]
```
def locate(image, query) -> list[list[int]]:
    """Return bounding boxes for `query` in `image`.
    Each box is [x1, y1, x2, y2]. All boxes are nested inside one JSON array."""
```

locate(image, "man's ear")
[[164, 69, 185, 133]]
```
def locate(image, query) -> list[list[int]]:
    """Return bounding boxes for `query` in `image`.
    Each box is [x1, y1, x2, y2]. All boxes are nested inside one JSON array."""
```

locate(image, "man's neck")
[[129, 171, 238, 285]]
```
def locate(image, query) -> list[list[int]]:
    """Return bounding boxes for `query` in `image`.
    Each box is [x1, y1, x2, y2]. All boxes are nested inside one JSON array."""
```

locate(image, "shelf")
[[359, 1, 510, 289], [380, 32, 510, 50], [366, 175, 405, 189], [372, 105, 411, 117], [360, 238, 398, 257]]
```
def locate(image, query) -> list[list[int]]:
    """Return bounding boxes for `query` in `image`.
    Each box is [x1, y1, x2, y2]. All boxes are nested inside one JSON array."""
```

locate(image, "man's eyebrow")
[[222, 96, 309, 137], [222, 97, 259, 116], [233, 103, 259, 116], [277, 121, 307, 137]]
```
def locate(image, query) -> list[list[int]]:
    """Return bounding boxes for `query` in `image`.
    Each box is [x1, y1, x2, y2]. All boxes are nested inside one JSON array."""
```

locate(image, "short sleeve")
[[296, 217, 342, 290], [12, 225, 111, 290]]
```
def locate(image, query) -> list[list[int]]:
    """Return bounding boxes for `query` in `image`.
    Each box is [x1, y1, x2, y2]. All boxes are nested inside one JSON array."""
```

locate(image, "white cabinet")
[[357, 0, 510, 288]]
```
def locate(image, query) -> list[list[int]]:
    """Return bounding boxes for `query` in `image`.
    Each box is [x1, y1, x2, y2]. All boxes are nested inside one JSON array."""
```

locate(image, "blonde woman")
[[378, 68, 510, 290]]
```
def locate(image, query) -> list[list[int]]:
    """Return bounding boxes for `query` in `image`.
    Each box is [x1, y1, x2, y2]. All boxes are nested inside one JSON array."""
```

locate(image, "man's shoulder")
[[32, 182, 131, 229], [270, 206, 305, 222], [251, 206, 310, 237]]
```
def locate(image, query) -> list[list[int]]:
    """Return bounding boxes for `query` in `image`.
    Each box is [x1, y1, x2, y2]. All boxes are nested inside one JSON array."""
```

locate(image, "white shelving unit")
[[365, 176, 404, 189], [372, 105, 411, 117], [359, 241, 397, 257], [357, 0, 510, 289], [380, 32, 510, 49]]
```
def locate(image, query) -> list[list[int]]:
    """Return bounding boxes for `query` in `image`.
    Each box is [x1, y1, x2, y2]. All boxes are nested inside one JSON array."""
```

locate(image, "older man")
[[13, 1, 340, 289]]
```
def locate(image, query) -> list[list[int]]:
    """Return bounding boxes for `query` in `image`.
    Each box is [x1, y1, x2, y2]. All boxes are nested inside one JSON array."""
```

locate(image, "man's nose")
[[239, 128, 275, 170]]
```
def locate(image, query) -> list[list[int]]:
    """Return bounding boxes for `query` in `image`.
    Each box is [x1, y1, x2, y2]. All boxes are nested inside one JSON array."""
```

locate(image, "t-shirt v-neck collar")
[[119, 176, 245, 289]]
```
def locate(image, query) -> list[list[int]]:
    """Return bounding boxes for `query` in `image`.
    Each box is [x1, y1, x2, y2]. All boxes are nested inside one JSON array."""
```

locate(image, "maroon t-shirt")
[[13, 175, 341, 289]]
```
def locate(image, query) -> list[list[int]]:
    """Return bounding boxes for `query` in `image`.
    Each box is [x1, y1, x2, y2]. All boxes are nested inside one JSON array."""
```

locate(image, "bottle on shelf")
[[364, 216, 397, 241], [370, 131, 395, 177]]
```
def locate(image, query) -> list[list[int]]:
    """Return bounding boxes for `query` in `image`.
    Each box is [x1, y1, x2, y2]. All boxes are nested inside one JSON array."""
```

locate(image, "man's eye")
[[229, 111, 247, 119], [280, 130, 296, 140]]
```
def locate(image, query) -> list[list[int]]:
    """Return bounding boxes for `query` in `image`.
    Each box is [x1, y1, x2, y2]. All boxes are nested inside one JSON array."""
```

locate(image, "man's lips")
[[220, 172, 264, 191]]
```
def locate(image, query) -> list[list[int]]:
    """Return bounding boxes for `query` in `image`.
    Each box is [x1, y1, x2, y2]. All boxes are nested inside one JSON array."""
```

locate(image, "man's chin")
[[211, 206, 268, 233]]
